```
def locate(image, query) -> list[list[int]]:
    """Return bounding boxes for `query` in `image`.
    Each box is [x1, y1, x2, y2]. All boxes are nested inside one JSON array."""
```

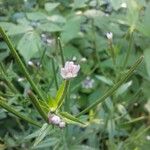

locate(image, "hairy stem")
[[76, 56, 143, 117], [0, 27, 44, 101], [0, 98, 41, 127]]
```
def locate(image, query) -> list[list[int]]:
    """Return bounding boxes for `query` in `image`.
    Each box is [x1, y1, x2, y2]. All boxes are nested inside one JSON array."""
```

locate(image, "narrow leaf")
[[0, 99, 41, 127], [60, 112, 85, 125], [55, 80, 67, 104], [33, 123, 51, 147], [55, 80, 69, 110]]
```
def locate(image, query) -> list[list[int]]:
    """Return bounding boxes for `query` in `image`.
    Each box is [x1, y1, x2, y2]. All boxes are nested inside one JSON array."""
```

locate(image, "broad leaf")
[[138, 3, 150, 37], [0, 22, 33, 35], [61, 15, 83, 43], [26, 12, 47, 21], [38, 23, 62, 32], [17, 31, 41, 62], [45, 2, 60, 12]]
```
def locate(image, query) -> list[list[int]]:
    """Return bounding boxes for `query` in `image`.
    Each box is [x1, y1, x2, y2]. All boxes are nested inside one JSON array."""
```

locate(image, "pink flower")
[[60, 61, 80, 79]]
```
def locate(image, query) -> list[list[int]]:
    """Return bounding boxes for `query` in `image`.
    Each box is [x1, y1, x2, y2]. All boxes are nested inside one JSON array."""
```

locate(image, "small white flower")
[[60, 61, 80, 79], [82, 76, 95, 89], [18, 77, 25, 82], [121, 2, 127, 8], [76, 11, 82, 15], [41, 33, 46, 38], [59, 121, 66, 128], [46, 39, 53, 44], [49, 114, 61, 125], [106, 32, 113, 40], [28, 61, 34, 66], [146, 135, 150, 140]]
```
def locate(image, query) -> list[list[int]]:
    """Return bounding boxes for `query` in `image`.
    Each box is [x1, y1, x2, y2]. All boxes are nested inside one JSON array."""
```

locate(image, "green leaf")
[[55, 80, 67, 103], [115, 80, 132, 96], [110, 0, 122, 11], [72, 0, 88, 9], [0, 22, 33, 35], [61, 16, 83, 43], [144, 48, 150, 77], [45, 2, 60, 12], [107, 119, 116, 139], [38, 23, 62, 32], [47, 81, 68, 112], [33, 123, 51, 147], [60, 112, 85, 125], [26, 12, 47, 21], [76, 56, 143, 117], [138, 3, 150, 37], [95, 75, 113, 86], [17, 31, 41, 62], [71, 145, 97, 150], [32, 138, 58, 149], [38, 100, 50, 113], [47, 96, 57, 112], [0, 99, 41, 127], [63, 45, 81, 59], [47, 15, 66, 24], [56, 80, 69, 110]]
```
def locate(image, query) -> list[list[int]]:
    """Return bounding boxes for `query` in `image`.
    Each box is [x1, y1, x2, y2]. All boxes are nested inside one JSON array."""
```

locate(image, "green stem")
[[0, 27, 44, 101], [0, 63, 18, 94], [121, 116, 147, 126], [122, 32, 133, 69], [58, 37, 65, 66], [0, 99, 41, 127], [109, 41, 116, 66], [91, 19, 99, 65], [27, 91, 48, 123], [51, 58, 58, 90], [76, 56, 143, 117]]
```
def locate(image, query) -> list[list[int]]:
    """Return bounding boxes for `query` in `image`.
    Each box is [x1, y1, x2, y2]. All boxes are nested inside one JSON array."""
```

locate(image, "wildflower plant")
[[0, 0, 148, 147]]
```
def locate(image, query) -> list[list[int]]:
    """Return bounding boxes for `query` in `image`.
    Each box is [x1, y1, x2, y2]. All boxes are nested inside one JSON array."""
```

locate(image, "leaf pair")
[[46, 80, 69, 112]]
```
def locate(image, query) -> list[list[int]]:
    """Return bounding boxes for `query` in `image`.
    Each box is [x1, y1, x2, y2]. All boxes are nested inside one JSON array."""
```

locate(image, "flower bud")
[[59, 121, 66, 128], [48, 114, 61, 125]]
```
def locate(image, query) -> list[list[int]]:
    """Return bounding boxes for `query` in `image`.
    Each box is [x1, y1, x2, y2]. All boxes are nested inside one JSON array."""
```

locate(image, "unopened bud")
[[28, 61, 34, 66], [80, 57, 87, 62], [49, 114, 61, 125], [59, 121, 66, 128]]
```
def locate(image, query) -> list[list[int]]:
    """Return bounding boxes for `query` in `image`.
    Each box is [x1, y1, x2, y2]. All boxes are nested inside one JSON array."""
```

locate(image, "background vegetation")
[[0, 0, 150, 149]]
